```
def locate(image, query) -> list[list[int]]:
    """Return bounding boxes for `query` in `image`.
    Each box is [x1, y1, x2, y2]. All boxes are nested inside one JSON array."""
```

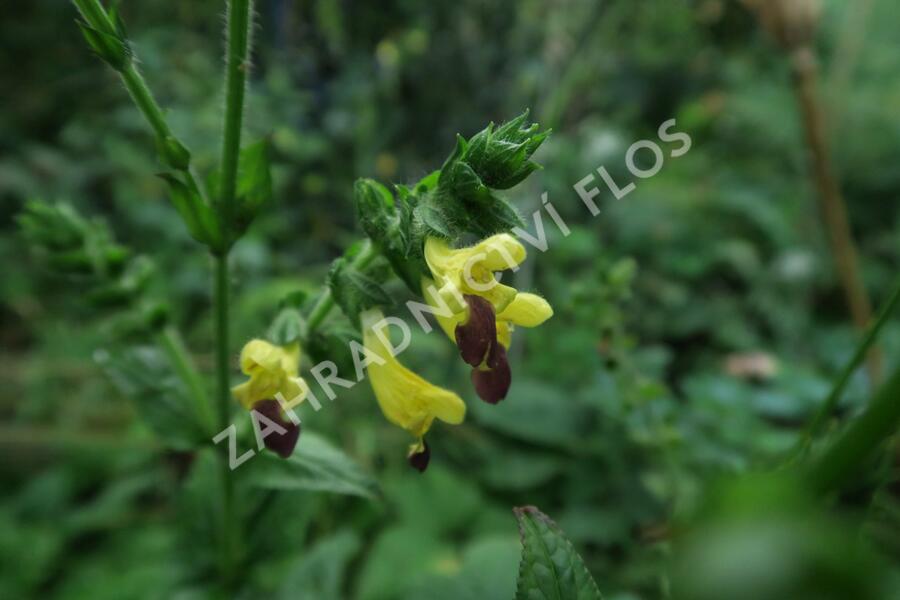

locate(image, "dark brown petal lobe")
[[408, 440, 431, 473], [455, 295, 497, 367], [252, 399, 301, 458], [471, 343, 511, 404]]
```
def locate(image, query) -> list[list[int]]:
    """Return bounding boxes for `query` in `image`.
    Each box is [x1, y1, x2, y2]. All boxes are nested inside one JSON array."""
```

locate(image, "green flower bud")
[[158, 136, 192, 171], [77, 22, 131, 71]]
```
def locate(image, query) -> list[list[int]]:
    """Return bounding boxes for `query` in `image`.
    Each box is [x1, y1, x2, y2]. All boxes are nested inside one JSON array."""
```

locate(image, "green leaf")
[[514, 506, 603, 600], [18, 200, 130, 277], [235, 139, 273, 226], [267, 307, 306, 345], [357, 526, 451, 600], [156, 136, 191, 171], [96, 345, 207, 449], [277, 531, 361, 600], [158, 173, 222, 247], [327, 257, 392, 326], [241, 432, 379, 499], [305, 327, 360, 377], [414, 202, 452, 239], [406, 536, 521, 600], [77, 22, 130, 70], [87, 255, 156, 307]]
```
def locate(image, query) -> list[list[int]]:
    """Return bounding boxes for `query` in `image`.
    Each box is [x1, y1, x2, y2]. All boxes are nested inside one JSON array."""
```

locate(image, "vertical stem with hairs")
[[790, 46, 880, 383], [219, 0, 253, 234], [214, 0, 254, 586]]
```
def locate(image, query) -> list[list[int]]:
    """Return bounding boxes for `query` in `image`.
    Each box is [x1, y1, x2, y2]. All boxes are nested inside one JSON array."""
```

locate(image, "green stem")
[[306, 240, 379, 333], [157, 326, 215, 435], [212, 0, 253, 586], [807, 364, 900, 493], [218, 0, 253, 237], [120, 64, 171, 141], [213, 254, 236, 584], [72, 0, 204, 196], [790, 275, 900, 461]]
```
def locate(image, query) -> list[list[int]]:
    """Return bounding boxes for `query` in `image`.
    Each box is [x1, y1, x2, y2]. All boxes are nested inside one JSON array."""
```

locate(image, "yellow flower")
[[362, 309, 466, 471], [424, 282, 553, 349], [421, 233, 553, 404], [232, 339, 308, 410], [424, 234, 526, 314]]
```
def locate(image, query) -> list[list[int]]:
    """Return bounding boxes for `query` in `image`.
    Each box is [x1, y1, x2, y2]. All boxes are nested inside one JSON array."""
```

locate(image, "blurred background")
[[3, 0, 900, 598]]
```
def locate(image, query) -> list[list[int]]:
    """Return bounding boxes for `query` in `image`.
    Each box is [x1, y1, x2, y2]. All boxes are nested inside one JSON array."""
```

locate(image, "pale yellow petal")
[[362, 309, 466, 439], [421, 279, 463, 341], [471, 233, 526, 271], [474, 280, 518, 313], [496, 321, 513, 349], [239, 339, 282, 374], [424, 237, 455, 275], [497, 293, 553, 327]]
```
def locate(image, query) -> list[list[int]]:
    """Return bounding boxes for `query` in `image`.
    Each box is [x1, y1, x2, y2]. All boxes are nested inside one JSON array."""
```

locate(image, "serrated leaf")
[[96, 345, 207, 450], [242, 432, 379, 499], [414, 202, 452, 238], [514, 506, 603, 600], [463, 195, 523, 237], [328, 257, 392, 325]]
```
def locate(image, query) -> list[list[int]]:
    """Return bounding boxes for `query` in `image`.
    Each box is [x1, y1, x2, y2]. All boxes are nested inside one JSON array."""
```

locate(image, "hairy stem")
[[72, 0, 204, 196], [218, 0, 253, 238], [213, 255, 235, 583], [790, 47, 880, 383], [306, 240, 379, 333], [212, 0, 254, 586]]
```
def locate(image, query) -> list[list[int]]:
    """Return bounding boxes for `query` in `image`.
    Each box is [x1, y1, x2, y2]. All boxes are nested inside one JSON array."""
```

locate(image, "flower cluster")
[[233, 113, 551, 471]]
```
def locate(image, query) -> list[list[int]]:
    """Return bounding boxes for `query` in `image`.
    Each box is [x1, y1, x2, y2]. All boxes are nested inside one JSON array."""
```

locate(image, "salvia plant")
[[19, 1, 900, 598], [15, 0, 610, 596]]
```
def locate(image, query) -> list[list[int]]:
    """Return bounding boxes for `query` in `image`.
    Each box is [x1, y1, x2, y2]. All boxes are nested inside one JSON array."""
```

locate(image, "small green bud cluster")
[[351, 111, 549, 300], [18, 200, 168, 335], [75, 1, 132, 71]]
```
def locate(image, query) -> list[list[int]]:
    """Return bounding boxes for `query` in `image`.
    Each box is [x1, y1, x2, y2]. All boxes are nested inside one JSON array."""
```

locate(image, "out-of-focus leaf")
[[268, 307, 305, 346], [356, 525, 451, 600], [383, 465, 481, 535], [277, 530, 361, 600], [405, 535, 521, 600], [471, 379, 593, 449], [95, 345, 206, 449], [514, 506, 603, 600], [241, 432, 379, 499]]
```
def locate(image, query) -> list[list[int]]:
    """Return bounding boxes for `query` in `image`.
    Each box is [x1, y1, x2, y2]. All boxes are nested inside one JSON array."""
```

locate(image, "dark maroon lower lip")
[[408, 440, 431, 472], [471, 343, 511, 404], [251, 399, 301, 458], [455, 294, 497, 367]]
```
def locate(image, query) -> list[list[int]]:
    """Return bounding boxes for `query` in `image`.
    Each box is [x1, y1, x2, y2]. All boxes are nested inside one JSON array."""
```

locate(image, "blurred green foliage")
[[4, 0, 900, 598]]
